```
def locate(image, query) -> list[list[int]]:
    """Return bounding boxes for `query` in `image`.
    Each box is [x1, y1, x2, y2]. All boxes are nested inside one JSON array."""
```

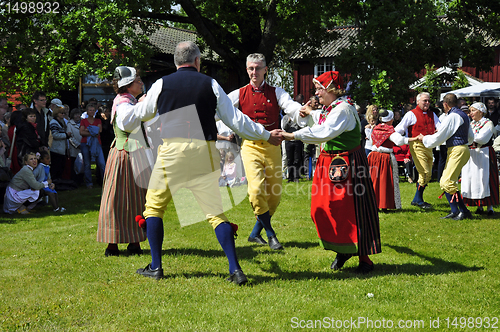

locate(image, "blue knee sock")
[[412, 184, 423, 204], [257, 211, 276, 238], [146, 217, 164, 270], [445, 193, 459, 214], [413, 184, 426, 204], [455, 192, 469, 213], [214, 222, 240, 274], [419, 185, 426, 202], [249, 220, 264, 238]]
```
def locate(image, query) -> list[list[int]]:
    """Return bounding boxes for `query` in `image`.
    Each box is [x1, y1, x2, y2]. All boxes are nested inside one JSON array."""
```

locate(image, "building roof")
[[143, 25, 197, 54], [290, 18, 499, 61], [409, 66, 484, 90], [290, 26, 359, 60]]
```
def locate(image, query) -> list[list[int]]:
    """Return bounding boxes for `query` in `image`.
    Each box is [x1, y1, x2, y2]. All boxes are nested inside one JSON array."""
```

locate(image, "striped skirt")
[[311, 146, 381, 256], [96, 147, 150, 243]]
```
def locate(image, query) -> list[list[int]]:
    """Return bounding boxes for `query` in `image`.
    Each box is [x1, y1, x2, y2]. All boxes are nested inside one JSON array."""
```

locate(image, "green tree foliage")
[[1, 0, 499, 103], [451, 70, 470, 90], [131, 0, 343, 86], [370, 71, 394, 110], [334, 0, 500, 107], [0, 0, 155, 101], [415, 64, 443, 105]]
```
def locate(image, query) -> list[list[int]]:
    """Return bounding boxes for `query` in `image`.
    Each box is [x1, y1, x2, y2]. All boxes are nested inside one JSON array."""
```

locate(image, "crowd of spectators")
[[0, 92, 115, 213]]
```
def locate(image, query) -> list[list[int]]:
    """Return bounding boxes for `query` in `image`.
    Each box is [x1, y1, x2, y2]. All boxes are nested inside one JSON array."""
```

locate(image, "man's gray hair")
[[416, 92, 430, 102], [247, 53, 266, 66], [174, 41, 201, 67]]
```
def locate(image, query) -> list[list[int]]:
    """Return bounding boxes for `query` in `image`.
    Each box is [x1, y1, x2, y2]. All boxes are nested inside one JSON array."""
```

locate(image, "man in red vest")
[[395, 92, 440, 208], [228, 53, 304, 250]]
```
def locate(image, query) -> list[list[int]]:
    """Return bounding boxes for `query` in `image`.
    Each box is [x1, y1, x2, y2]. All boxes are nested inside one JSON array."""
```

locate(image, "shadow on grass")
[[384, 244, 483, 275], [131, 244, 483, 284], [139, 240, 318, 261]]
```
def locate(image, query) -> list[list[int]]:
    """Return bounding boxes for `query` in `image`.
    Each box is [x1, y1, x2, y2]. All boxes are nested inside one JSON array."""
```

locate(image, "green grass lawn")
[[1, 179, 499, 331]]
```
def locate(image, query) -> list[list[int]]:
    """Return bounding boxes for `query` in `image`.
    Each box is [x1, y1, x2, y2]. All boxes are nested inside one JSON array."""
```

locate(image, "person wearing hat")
[[227, 53, 304, 250], [368, 109, 418, 212], [96, 66, 150, 257], [395, 92, 440, 209], [416, 93, 474, 220], [49, 98, 63, 112], [460, 102, 499, 216], [281, 71, 381, 274]]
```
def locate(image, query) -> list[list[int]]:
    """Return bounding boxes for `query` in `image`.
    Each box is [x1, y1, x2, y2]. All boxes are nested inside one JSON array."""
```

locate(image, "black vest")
[[156, 67, 218, 141], [446, 107, 470, 148]]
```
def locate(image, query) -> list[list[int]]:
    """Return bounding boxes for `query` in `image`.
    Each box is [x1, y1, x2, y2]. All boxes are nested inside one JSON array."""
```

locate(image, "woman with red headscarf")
[[282, 71, 381, 274], [368, 109, 417, 212]]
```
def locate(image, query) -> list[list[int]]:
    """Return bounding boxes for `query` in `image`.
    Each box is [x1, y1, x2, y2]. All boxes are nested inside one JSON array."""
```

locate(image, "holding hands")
[[281, 132, 295, 141], [267, 129, 284, 146], [415, 133, 425, 142]]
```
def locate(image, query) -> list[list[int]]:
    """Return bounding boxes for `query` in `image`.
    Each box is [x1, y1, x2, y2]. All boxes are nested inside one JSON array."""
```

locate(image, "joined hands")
[[266, 129, 296, 146]]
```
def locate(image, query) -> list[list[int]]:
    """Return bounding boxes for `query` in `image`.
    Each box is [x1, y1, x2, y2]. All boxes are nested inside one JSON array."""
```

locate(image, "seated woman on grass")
[[33, 150, 66, 212], [3, 152, 53, 214]]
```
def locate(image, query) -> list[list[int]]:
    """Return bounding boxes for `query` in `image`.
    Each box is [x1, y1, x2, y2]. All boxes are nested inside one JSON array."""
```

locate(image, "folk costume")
[[228, 80, 302, 248], [368, 111, 409, 210], [395, 103, 440, 208], [97, 90, 150, 255], [130, 56, 273, 284], [293, 71, 381, 272], [461, 102, 499, 213], [422, 105, 474, 220]]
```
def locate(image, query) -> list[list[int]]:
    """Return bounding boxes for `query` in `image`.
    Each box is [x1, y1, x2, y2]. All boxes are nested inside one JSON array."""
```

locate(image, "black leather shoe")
[[452, 211, 472, 220], [411, 201, 431, 209], [330, 253, 353, 270], [268, 235, 283, 250], [136, 264, 164, 280], [418, 202, 432, 209], [487, 210, 495, 216], [475, 207, 484, 215], [226, 269, 248, 285], [127, 244, 143, 255], [104, 248, 119, 257], [355, 261, 375, 274], [248, 235, 268, 245], [440, 212, 458, 219]]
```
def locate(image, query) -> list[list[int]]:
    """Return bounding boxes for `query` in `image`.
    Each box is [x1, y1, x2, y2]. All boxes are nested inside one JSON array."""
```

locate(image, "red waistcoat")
[[408, 106, 435, 137], [238, 83, 280, 131]]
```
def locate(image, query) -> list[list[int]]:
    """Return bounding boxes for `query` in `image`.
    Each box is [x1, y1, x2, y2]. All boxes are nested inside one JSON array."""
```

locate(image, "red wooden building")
[[290, 25, 500, 102]]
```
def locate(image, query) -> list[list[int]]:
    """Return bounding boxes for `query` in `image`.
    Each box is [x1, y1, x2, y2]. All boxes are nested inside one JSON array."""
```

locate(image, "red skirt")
[[368, 151, 395, 209], [311, 147, 381, 256]]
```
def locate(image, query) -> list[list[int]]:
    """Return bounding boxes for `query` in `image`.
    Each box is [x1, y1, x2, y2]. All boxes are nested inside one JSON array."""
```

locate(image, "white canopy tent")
[[440, 82, 500, 100]]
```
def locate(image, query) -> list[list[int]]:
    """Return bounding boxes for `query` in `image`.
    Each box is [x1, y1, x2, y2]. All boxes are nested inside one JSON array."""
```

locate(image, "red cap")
[[313, 71, 343, 90]]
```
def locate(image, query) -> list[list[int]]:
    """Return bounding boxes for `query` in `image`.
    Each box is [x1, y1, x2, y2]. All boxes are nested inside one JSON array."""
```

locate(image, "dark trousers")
[[50, 152, 66, 181], [285, 140, 304, 181], [437, 145, 447, 181]]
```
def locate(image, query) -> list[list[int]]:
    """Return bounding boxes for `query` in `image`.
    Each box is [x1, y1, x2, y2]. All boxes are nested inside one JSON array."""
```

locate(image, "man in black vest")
[[133, 41, 282, 285], [417, 93, 474, 220]]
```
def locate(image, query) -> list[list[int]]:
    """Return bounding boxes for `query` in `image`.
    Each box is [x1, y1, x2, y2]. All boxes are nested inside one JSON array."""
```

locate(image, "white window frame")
[[314, 59, 335, 77]]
